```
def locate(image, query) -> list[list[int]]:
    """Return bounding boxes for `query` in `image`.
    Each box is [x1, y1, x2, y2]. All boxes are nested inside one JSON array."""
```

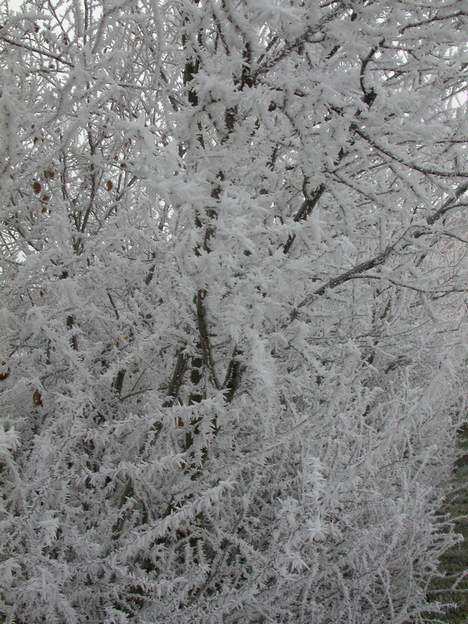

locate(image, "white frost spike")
[[310, 207, 321, 243], [251, 337, 275, 389], [0, 426, 19, 456]]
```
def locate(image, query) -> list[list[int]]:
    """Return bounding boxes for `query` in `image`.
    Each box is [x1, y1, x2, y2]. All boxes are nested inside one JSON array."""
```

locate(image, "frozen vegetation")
[[0, 1, 467, 622]]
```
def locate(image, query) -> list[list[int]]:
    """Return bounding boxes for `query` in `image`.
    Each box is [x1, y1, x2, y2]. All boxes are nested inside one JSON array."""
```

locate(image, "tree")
[[0, 1, 467, 622]]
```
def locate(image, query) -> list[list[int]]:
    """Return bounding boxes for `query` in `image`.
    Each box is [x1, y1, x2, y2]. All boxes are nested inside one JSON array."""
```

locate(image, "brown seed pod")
[[32, 181, 42, 194], [41, 195, 50, 203], [106, 180, 113, 191], [33, 389, 43, 407], [44, 169, 55, 179], [0, 362, 10, 381]]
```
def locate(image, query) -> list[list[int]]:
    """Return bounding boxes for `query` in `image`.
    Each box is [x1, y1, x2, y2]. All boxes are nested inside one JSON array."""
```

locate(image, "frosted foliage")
[[0, 1, 467, 623]]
